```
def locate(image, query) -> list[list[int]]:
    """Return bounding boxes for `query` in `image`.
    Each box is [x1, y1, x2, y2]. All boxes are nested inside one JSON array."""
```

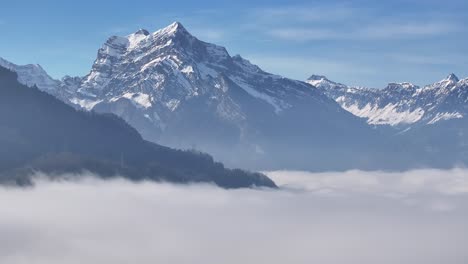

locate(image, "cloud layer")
[[0, 169, 467, 264]]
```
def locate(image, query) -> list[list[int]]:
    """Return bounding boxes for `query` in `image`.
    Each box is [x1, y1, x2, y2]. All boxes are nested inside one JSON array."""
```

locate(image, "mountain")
[[4, 22, 466, 171], [0, 57, 60, 92], [44, 22, 378, 171], [307, 74, 468, 168], [307, 74, 467, 127], [0, 65, 276, 188]]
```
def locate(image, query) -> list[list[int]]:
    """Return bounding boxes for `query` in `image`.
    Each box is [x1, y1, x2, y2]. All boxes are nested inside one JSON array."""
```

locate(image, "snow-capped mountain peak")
[[423, 73, 461, 94], [0, 57, 59, 91], [306, 75, 346, 90], [134, 28, 150, 36], [79, 21, 232, 96], [155, 21, 188, 36], [308, 75, 329, 81], [444, 73, 459, 83], [54, 21, 344, 145], [436, 73, 459, 87]]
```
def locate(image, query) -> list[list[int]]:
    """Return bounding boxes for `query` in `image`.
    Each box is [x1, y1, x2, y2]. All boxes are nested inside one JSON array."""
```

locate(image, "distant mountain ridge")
[[307, 74, 467, 127], [0, 57, 60, 92], [306, 73, 468, 169]]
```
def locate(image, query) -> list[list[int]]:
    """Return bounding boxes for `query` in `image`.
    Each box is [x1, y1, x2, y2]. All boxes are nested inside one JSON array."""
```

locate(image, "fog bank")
[[0, 169, 467, 264]]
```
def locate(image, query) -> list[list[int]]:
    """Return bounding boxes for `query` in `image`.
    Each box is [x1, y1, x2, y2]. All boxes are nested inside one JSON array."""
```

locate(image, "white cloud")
[[360, 22, 459, 39], [0, 169, 467, 264], [251, 6, 361, 23], [268, 28, 343, 41], [252, 4, 461, 41], [385, 53, 459, 66], [266, 22, 459, 41]]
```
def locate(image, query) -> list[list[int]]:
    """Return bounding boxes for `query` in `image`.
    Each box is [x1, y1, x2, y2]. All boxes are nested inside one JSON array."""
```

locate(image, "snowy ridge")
[[307, 74, 468, 127], [0, 57, 59, 91]]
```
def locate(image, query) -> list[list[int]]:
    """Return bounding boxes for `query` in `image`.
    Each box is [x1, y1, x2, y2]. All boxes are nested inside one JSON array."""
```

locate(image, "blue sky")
[[1, 0, 467, 87]]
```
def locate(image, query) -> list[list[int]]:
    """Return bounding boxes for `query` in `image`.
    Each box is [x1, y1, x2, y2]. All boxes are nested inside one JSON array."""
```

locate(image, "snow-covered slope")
[[0, 57, 80, 104], [72, 22, 324, 114], [0, 57, 59, 91], [307, 74, 467, 127], [67, 24, 355, 131]]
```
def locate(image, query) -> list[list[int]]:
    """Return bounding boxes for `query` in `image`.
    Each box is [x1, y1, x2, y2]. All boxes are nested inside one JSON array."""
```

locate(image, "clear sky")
[[1, 0, 467, 87]]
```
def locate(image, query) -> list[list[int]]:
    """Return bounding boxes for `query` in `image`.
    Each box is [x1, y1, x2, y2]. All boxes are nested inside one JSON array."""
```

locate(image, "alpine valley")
[[2, 22, 467, 171]]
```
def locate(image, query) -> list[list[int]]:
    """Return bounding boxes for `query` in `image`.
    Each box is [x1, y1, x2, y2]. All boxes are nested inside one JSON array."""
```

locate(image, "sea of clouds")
[[0, 168, 467, 264]]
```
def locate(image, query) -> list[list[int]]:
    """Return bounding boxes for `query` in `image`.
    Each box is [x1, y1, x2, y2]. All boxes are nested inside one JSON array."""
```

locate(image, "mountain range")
[[1, 22, 467, 171], [307, 74, 467, 128], [307, 74, 468, 169]]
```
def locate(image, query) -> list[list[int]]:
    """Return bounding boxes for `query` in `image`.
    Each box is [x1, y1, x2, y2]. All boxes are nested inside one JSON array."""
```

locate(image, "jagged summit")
[[423, 73, 461, 92], [167, 21, 185, 30], [444, 73, 459, 83], [100, 22, 193, 56], [134, 28, 150, 36], [306, 74, 347, 91], [308, 75, 329, 81], [153, 21, 190, 37]]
